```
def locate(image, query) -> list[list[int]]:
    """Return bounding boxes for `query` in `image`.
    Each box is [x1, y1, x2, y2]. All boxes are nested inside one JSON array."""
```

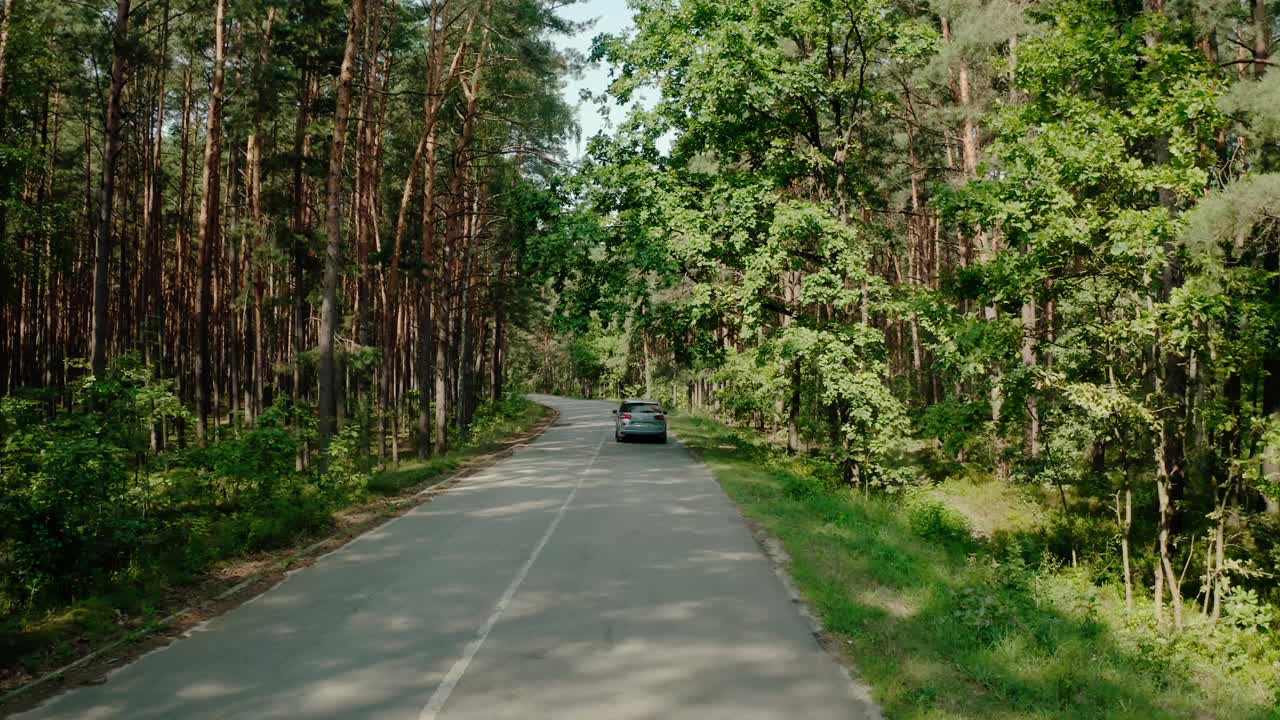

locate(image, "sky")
[[553, 0, 638, 160]]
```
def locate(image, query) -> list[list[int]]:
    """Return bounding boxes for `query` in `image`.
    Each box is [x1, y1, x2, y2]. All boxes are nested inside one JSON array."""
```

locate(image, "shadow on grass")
[[366, 457, 463, 496], [672, 414, 1277, 720]]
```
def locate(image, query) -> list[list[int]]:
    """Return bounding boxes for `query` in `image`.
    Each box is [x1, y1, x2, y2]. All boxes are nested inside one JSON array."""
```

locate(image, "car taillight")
[[654, 414, 665, 420], [620, 413, 632, 419]]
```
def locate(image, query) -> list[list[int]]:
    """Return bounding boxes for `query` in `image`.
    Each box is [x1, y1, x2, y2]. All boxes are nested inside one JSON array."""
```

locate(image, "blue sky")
[[554, 0, 638, 159]]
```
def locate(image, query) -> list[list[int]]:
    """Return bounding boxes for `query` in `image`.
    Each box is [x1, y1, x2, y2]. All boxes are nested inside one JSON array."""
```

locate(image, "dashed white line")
[[417, 429, 606, 720]]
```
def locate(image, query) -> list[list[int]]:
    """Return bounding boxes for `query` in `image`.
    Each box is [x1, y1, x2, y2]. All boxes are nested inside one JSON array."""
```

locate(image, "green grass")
[[672, 414, 1280, 720], [366, 456, 466, 495]]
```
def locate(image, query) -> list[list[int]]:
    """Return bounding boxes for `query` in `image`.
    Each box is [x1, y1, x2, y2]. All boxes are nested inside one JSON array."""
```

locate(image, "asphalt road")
[[18, 396, 880, 720]]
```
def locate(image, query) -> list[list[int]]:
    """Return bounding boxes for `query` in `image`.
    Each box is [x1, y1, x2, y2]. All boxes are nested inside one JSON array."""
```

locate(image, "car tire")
[[615, 432, 623, 443], [660, 434, 668, 444]]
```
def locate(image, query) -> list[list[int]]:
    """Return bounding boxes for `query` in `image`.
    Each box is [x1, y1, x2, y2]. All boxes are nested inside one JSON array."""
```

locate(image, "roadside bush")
[[0, 365, 322, 610], [0, 367, 545, 623], [905, 496, 973, 543], [776, 456, 842, 500], [463, 395, 538, 448], [322, 424, 372, 504], [0, 378, 169, 607], [222, 485, 334, 554], [205, 424, 297, 502]]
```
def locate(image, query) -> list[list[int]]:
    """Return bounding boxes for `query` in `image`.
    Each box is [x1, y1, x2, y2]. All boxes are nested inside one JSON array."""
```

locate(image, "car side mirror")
[[611, 410, 617, 415]]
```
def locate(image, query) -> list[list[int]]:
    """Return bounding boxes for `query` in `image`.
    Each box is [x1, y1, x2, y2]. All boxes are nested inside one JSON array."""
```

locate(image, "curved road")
[[18, 396, 879, 720]]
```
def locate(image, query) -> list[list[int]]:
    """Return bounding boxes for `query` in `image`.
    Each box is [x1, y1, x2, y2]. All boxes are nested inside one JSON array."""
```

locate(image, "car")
[[613, 399, 668, 443]]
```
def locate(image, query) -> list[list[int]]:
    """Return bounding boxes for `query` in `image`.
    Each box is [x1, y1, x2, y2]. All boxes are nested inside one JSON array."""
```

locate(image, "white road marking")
[[418, 427, 605, 720]]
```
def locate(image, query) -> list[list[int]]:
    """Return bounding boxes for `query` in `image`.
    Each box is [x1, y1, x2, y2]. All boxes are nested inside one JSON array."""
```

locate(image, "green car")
[[613, 399, 668, 443]]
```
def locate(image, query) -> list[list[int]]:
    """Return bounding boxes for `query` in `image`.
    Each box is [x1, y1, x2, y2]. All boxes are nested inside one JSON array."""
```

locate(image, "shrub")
[[906, 496, 973, 543], [322, 424, 371, 504], [204, 409, 298, 502], [777, 456, 843, 499], [0, 396, 155, 606], [918, 398, 989, 459], [463, 395, 538, 447]]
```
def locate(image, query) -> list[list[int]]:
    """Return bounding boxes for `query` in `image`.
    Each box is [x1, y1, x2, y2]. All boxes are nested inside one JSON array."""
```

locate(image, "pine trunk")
[[318, 0, 366, 457], [91, 0, 132, 379], [195, 0, 226, 445]]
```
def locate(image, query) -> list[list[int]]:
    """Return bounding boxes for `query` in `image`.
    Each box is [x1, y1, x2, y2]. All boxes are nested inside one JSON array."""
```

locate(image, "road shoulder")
[[670, 415, 885, 720], [1, 405, 558, 717]]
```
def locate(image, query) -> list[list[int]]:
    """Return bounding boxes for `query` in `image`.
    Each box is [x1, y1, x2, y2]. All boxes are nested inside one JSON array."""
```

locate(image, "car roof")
[[621, 398, 660, 404]]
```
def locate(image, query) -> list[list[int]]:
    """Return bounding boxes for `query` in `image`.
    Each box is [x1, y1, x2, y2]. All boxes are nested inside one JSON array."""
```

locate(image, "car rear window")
[[622, 403, 662, 414]]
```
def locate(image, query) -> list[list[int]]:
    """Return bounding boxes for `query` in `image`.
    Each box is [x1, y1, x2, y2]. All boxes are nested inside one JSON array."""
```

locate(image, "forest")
[[511, 0, 1280, 711], [0, 0, 1278, 714], [0, 0, 573, 664]]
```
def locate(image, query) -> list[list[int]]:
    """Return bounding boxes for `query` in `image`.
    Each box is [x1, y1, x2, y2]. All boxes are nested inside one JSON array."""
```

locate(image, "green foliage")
[[918, 398, 989, 458], [775, 455, 843, 500], [675, 414, 1280, 719], [530, 0, 1280, 640], [905, 496, 974, 544], [204, 409, 299, 501], [0, 406, 140, 606], [712, 349, 783, 426], [461, 395, 541, 448], [0, 356, 198, 608], [1, 365, 363, 611]]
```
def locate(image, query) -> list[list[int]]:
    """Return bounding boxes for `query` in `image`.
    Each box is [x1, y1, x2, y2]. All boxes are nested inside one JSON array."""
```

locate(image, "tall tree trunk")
[[318, 0, 366, 458], [782, 270, 802, 454], [418, 286, 434, 459], [291, 69, 311, 431], [953, 21, 1007, 478], [146, 1, 170, 451], [492, 259, 506, 402], [1254, 0, 1271, 80], [433, 18, 489, 453], [641, 325, 651, 400], [1015, 22, 1037, 456], [420, 131, 441, 459], [1022, 298, 1039, 457], [91, 0, 132, 379], [354, 0, 383, 353], [41, 85, 62, 395], [175, 62, 193, 400], [0, 0, 14, 105], [1263, 249, 1280, 514], [195, 0, 227, 445], [433, 293, 449, 453], [1146, 0, 1188, 626], [248, 7, 276, 421], [414, 0, 473, 457], [1119, 465, 1134, 612], [1253, 0, 1280, 515]]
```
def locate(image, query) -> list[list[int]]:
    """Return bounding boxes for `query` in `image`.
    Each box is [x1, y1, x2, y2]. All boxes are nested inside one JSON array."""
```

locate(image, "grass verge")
[[672, 413, 1280, 720], [0, 399, 553, 705]]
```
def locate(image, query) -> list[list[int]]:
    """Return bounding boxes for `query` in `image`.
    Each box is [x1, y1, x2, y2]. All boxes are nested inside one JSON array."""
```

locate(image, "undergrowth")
[[0, 366, 546, 676], [672, 414, 1280, 720]]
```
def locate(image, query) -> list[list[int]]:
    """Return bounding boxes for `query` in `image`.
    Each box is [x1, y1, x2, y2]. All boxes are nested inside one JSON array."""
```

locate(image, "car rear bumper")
[[618, 425, 667, 436]]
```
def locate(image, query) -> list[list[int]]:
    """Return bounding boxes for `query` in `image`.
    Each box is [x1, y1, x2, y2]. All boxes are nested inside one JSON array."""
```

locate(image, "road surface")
[[18, 396, 879, 719]]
